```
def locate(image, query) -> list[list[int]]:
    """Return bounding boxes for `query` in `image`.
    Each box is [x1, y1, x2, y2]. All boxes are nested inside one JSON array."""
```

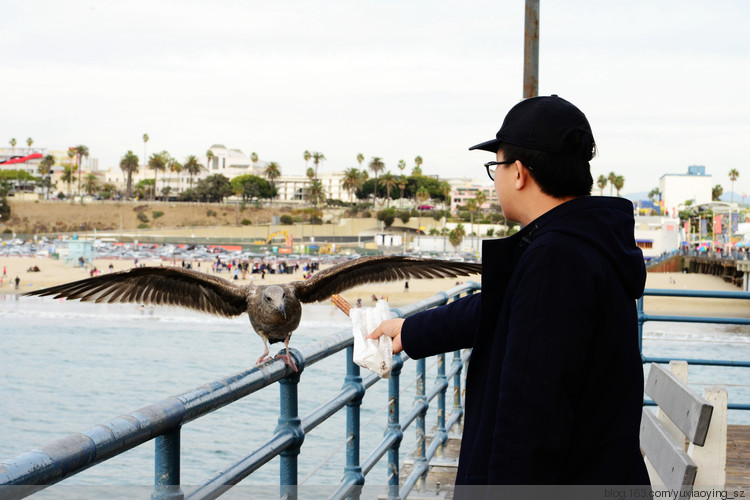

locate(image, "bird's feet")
[[275, 352, 298, 372], [256, 354, 271, 365]]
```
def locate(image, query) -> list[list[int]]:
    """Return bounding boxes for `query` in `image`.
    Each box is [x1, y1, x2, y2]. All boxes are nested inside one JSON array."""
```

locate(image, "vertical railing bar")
[[435, 353, 447, 460], [276, 349, 305, 500], [452, 350, 463, 436], [414, 358, 427, 492], [342, 344, 365, 499], [152, 428, 184, 500], [387, 354, 404, 500]]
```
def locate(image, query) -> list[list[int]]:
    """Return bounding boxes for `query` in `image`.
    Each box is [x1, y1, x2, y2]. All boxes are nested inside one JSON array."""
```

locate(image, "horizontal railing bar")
[[400, 399, 428, 432], [0, 329, 353, 490], [303, 372, 380, 435], [361, 429, 402, 475], [181, 329, 352, 424], [392, 282, 480, 318], [643, 399, 750, 411], [185, 431, 297, 500], [644, 289, 750, 299], [0, 397, 185, 488], [328, 482, 361, 500], [425, 379, 449, 404], [640, 314, 750, 325], [643, 356, 750, 367]]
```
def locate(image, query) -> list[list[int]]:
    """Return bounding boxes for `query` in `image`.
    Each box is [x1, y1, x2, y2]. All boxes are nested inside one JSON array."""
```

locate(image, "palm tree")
[[119, 150, 139, 198], [9, 138, 16, 154], [74, 145, 89, 197], [343, 167, 361, 203], [148, 151, 168, 200], [306, 179, 326, 208], [474, 190, 487, 221], [304, 150, 312, 168], [183, 155, 203, 188], [306, 167, 315, 182], [251, 152, 259, 171], [379, 172, 397, 206], [466, 198, 478, 237], [206, 149, 215, 170], [84, 173, 99, 196], [449, 224, 466, 249], [398, 178, 406, 208], [264, 161, 281, 203], [607, 171, 617, 196], [142, 133, 149, 168], [311, 151, 326, 179], [38, 154, 55, 200], [729, 169, 740, 203], [26, 137, 33, 152], [712, 185, 724, 202], [647, 188, 660, 202], [61, 165, 76, 199], [167, 158, 182, 194], [613, 175, 625, 196], [356, 153, 364, 169], [414, 156, 424, 175], [368, 156, 385, 204], [397, 159, 406, 175], [597, 175, 607, 196]]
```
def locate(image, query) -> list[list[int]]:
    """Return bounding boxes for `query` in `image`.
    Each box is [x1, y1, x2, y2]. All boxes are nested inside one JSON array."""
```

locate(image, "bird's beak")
[[277, 303, 286, 319]]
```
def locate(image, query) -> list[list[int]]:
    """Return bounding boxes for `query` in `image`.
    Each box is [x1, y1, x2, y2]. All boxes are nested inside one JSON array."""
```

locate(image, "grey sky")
[[3, 0, 749, 197]]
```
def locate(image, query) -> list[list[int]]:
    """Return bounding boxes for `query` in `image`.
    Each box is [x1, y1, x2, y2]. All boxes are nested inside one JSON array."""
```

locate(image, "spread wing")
[[23, 266, 250, 317], [292, 256, 481, 303]]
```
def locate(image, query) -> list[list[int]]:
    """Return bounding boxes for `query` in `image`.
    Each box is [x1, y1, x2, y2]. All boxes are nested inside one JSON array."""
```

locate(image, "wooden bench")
[[640, 361, 728, 492]]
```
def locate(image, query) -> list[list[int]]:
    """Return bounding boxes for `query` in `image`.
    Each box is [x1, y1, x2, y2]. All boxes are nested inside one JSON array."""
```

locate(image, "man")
[[369, 95, 649, 486]]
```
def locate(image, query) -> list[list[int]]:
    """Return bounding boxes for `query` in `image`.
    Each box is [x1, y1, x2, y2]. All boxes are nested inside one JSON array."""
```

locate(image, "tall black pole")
[[523, 0, 539, 98]]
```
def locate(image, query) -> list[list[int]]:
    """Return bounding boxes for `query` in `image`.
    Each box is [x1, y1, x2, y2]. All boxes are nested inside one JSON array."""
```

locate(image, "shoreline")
[[0, 255, 746, 314]]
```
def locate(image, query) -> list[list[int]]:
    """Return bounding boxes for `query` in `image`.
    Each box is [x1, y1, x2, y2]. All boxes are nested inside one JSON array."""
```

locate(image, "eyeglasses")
[[483, 160, 515, 181]]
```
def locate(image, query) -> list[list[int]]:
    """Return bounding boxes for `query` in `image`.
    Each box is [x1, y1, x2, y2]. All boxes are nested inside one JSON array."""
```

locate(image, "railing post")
[[276, 349, 305, 500], [388, 354, 404, 500], [152, 428, 183, 500], [637, 296, 645, 360], [343, 344, 365, 498], [435, 353, 447, 460], [415, 358, 427, 491], [452, 350, 464, 432]]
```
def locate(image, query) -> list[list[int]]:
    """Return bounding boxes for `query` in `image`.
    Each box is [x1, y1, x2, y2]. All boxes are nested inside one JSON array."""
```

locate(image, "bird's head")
[[262, 285, 287, 319]]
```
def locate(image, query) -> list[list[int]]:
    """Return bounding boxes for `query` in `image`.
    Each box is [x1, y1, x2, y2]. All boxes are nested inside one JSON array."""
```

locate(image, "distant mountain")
[[621, 192, 649, 202], [719, 192, 747, 205]]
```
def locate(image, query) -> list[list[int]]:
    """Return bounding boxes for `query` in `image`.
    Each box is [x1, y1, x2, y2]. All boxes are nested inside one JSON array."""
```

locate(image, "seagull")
[[24, 256, 481, 371]]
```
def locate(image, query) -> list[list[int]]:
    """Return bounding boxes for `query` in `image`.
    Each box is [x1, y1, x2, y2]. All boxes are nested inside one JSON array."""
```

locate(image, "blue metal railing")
[[638, 288, 750, 411], [0, 282, 480, 500]]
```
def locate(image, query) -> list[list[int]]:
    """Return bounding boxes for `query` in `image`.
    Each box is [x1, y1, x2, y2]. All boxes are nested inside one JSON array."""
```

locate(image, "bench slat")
[[640, 408, 697, 490], [645, 363, 714, 446]]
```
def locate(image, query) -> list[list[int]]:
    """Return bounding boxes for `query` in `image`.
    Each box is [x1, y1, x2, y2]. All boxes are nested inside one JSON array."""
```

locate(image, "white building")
[[659, 165, 712, 218], [633, 216, 681, 260]]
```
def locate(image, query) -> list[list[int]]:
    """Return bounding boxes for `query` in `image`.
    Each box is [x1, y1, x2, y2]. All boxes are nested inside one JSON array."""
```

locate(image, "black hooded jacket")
[[402, 196, 650, 485]]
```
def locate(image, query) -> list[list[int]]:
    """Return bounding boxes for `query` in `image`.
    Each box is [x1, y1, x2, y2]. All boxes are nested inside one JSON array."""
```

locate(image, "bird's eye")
[[266, 296, 271, 301]]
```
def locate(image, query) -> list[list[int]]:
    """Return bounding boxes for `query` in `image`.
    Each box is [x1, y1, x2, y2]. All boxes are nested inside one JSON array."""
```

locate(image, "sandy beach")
[[0, 255, 477, 309], [1, 255, 747, 315]]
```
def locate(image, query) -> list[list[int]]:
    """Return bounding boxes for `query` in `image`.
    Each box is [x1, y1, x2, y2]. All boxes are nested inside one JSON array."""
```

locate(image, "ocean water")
[[1, 295, 749, 489]]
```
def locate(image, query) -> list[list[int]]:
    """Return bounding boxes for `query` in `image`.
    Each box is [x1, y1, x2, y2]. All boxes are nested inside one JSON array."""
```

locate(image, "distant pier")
[[649, 254, 750, 291]]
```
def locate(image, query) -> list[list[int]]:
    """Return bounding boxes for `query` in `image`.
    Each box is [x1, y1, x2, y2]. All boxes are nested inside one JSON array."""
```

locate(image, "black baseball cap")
[[469, 95, 594, 157]]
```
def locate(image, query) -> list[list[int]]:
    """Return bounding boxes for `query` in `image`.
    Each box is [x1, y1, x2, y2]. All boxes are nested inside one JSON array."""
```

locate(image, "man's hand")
[[368, 318, 405, 354]]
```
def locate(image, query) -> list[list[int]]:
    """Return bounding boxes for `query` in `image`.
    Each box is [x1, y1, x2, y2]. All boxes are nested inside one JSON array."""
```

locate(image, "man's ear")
[[514, 161, 530, 190]]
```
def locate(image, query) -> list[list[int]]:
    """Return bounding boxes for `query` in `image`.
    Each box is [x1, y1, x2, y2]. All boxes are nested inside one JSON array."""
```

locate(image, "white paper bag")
[[349, 299, 394, 378]]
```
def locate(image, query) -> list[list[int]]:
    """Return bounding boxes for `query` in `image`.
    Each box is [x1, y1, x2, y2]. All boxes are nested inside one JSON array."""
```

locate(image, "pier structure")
[[2, 286, 750, 498]]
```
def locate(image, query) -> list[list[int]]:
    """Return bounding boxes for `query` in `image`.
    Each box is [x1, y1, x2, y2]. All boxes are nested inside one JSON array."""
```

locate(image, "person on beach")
[[369, 95, 650, 488]]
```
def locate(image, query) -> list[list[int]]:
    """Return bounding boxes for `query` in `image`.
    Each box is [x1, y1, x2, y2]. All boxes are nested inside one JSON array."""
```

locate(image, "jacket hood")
[[519, 196, 646, 299]]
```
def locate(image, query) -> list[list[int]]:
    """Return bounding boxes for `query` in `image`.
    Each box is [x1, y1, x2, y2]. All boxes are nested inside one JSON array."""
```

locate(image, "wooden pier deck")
[[398, 425, 750, 499]]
